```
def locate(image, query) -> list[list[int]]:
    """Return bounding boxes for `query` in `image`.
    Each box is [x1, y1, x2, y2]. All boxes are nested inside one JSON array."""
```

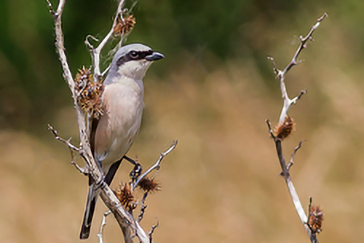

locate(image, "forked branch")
[[132, 140, 178, 191], [84, 0, 126, 81], [266, 13, 327, 243], [268, 13, 328, 124]]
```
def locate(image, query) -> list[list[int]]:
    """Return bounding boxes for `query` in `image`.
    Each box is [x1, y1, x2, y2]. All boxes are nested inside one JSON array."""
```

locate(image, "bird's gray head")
[[105, 43, 164, 84]]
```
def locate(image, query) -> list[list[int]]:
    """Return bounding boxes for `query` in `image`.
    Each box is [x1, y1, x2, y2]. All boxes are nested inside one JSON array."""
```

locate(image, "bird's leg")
[[123, 155, 142, 182], [104, 159, 123, 185]]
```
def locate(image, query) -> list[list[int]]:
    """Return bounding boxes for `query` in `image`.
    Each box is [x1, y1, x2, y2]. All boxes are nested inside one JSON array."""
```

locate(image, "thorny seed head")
[[113, 15, 136, 37], [308, 205, 324, 234], [138, 177, 160, 193], [114, 183, 137, 211], [274, 116, 295, 140], [75, 66, 104, 119]]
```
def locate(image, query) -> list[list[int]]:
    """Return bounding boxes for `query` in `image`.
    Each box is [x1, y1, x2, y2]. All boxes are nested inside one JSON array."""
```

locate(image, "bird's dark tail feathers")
[[80, 184, 98, 239], [79, 160, 122, 239]]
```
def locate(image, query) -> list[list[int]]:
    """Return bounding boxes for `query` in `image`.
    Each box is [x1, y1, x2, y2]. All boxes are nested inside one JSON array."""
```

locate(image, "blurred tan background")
[[1, 0, 364, 242]]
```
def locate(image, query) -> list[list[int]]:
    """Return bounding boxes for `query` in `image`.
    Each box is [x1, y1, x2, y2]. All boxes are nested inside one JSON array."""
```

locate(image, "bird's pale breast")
[[94, 82, 143, 172]]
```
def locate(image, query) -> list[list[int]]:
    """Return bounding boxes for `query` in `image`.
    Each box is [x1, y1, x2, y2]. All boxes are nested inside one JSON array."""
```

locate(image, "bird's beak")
[[145, 51, 164, 61]]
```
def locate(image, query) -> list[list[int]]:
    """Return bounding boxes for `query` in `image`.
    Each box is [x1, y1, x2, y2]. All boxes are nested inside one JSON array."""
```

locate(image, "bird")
[[79, 43, 164, 239]]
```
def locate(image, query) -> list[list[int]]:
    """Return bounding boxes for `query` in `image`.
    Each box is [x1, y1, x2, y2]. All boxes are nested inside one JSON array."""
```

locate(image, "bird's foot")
[[124, 156, 143, 182], [130, 163, 142, 182]]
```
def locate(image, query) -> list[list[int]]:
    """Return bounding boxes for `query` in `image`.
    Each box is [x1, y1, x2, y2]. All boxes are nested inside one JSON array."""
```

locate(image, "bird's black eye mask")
[[116, 50, 153, 66]]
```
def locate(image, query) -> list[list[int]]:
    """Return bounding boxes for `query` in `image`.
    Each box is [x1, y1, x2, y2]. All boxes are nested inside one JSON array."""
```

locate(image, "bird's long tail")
[[79, 160, 122, 239], [80, 183, 99, 239]]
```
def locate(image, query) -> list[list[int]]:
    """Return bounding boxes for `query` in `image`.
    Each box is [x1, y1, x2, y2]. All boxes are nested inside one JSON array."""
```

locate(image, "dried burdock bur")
[[114, 183, 137, 210], [309, 205, 324, 233], [113, 15, 136, 36], [274, 116, 295, 140], [138, 177, 160, 193], [75, 66, 104, 119]]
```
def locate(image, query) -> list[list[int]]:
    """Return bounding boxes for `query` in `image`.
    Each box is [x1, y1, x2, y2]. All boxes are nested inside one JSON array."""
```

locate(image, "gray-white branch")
[[132, 140, 178, 191], [269, 13, 328, 124], [266, 13, 327, 243], [97, 211, 112, 243], [85, 0, 125, 81], [46, 0, 100, 180]]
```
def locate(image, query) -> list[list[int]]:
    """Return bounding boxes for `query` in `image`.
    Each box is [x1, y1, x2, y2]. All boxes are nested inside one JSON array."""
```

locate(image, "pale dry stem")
[[132, 140, 178, 191], [266, 13, 327, 243], [269, 13, 328, 124]]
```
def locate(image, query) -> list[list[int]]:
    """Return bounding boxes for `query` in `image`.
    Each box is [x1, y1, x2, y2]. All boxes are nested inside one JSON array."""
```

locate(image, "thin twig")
[[87, 0, 125, 81], [265, 119, 275, 139], [138, 192, 149, 222], [132, 141, 178, 191], [148, 219, 159, 243], [287, 140, 306, 171], [48, 124, 90, 174], [307, 197, 313, 225], [48, 124, 79, 152], [282, 13, 328, 75], [97, 210, 112, 243], [269, 13, 328, 124]]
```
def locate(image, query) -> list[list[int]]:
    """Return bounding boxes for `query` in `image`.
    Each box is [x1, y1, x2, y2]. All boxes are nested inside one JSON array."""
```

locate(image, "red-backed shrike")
[[80, 43, 164, 239]]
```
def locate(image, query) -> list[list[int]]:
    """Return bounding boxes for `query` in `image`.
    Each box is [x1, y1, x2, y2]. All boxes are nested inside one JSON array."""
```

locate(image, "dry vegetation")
[[1, 8, 364, 243]]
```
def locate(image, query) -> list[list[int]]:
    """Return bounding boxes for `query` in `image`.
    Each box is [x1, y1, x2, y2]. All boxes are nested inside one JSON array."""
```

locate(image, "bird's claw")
[[130, 163, 142, 182]]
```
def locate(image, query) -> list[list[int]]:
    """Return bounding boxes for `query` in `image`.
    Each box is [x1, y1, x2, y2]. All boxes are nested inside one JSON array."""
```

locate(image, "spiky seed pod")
[[75, 66, 104, 119], [113, 15, 136, 36], [274, 116, 295, 140], [308, 205, 324, 233], [138, 178, 160, 193], [114, 183, 137, 211]]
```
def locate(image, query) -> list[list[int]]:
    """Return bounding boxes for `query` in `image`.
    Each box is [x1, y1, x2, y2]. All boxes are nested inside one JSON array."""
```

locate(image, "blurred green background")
[[1, 0, 364, 242]]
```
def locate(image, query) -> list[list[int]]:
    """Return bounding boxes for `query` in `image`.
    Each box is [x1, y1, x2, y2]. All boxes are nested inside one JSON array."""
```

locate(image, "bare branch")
[[266, 13, 327, 243], [269, 13, 328, 124], [132, 140, 178, 191], [265, 119, 275, 139], [282, 13, 328, 77], [48, 124, 79, 152], [84, 35, 99, 51], [265, 131, 312, 238], [137, 192, 149, 222], [97, 211, 112, 243], [86, 0, 126, 81], [291, 89, 307, 106], [287, 140, 306, 170], [307, 197, 313, 224], [148, 219, 159, 242], [132, 141, 178, 224], [48, 124, 88, 174], [291, 140, 305, 161]]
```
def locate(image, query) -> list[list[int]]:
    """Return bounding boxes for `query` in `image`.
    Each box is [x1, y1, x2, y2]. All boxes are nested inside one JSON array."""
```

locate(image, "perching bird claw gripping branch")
[[46, 0, 176, 242]]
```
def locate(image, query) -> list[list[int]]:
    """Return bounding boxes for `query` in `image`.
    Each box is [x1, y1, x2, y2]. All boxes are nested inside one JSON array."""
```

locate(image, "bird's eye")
[[129, 51, 139, 59]]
